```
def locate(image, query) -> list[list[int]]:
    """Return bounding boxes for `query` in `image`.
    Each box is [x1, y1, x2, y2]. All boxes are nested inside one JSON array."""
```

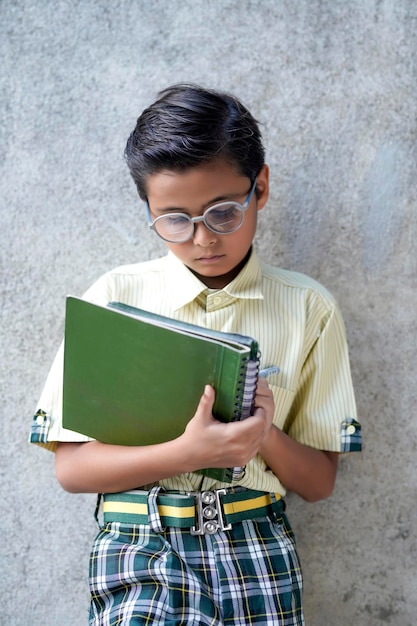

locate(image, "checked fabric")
[[89, 514, 304, 625]]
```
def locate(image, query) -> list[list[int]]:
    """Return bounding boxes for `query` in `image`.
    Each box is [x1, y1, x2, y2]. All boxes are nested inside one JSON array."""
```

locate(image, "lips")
[[197, 254, 224, 262]]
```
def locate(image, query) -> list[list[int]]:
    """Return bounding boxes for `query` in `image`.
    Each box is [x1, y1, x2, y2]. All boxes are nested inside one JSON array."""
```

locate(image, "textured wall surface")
[[1, 1, 416, 624]]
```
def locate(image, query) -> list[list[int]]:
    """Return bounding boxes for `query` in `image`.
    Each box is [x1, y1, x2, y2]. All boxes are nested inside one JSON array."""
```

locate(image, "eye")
[[208, 204, 241, 225], [161, 213, 190, 228]]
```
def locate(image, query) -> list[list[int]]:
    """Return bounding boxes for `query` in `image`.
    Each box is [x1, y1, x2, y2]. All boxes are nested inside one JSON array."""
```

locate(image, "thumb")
[[195, 384, 215, 420]]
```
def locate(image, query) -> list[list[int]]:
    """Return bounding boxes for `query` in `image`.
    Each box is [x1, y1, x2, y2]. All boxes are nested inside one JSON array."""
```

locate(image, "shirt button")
[[213, 296, 222, 305], [346, 425, 356, 435]]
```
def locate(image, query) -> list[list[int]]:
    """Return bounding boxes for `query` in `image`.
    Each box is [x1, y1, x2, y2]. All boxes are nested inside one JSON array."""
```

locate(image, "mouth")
[[196, 254, 225, 263]]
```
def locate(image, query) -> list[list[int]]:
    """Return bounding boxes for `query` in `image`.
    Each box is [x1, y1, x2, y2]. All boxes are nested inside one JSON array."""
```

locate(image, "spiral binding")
[[231, 353, 260, 481]]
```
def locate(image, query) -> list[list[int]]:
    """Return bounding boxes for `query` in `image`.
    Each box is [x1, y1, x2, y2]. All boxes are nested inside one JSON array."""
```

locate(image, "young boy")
[[31, 84, 361, 625]]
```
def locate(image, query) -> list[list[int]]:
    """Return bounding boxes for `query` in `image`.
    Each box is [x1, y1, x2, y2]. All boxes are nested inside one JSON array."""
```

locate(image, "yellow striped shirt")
[[31, 249, 359, 495]]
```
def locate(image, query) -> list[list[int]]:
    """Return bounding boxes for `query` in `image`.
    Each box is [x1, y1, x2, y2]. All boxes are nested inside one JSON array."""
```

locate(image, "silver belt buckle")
[[189, 489, 232, 535]]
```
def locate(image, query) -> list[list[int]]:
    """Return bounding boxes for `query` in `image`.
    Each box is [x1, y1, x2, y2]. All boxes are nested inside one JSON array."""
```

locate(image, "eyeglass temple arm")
[[245, 179, 257, 207], [144, 200, 153, 226]]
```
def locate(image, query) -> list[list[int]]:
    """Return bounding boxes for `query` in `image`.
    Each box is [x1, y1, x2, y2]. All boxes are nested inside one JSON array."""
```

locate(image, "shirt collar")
[[165, 249, 264, 312]]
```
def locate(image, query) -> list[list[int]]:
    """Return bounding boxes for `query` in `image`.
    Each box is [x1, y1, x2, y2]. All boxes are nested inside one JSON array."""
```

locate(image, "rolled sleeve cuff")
[[29, 408, 94, 452], [340, 418, 362, 452], [29, 409, 52, 446]]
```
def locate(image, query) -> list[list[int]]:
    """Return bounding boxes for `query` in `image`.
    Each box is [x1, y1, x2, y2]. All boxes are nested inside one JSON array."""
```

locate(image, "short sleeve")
[[286, 303, 361, 453], [29, 272, 119, 451], [29, 342, 95, 452]]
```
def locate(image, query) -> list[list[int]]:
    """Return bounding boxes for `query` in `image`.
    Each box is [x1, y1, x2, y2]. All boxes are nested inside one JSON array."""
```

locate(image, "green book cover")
[[62, 297, 259, 482]]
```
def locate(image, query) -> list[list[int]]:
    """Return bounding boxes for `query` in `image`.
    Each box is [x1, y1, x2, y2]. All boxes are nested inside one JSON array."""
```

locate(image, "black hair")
[[124, 83, 265, 199]]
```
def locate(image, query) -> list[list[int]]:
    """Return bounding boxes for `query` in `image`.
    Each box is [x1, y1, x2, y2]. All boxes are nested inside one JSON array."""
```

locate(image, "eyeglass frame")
[[144, 179, 257, 243]]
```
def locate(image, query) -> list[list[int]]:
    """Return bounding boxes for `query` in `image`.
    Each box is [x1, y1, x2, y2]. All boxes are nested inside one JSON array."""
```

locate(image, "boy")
[[31, 84, 361, 625]]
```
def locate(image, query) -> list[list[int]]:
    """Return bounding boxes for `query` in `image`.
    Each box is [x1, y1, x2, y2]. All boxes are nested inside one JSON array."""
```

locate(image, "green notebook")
[[62, 296, 260, 482]]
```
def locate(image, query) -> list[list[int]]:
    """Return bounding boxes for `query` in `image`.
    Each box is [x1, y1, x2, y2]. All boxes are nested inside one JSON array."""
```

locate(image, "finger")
[[203, 384, 215, 401], [256, 378, 271, 395], [255, 389, 273, 406], [240, 409, 267, 439], [195, 384, 215, 418], [252, 406, 267, 422]]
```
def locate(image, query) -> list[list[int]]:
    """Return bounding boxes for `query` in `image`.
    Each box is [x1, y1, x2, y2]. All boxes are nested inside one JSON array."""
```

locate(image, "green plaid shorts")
[[89, 502, 304, 625]]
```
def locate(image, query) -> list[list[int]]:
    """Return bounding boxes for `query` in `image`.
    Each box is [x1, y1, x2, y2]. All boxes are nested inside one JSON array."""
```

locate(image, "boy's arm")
[[255, 378, 339, 502], [55, 385, 268, 493], [259, 429, 339, 502]]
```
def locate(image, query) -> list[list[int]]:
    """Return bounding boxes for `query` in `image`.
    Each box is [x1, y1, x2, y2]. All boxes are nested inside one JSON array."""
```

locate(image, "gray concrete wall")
[[1, 1, 416, 624]]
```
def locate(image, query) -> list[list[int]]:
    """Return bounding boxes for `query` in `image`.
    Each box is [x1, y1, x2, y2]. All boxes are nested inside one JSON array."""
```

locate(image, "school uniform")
[[31, 248, 361, 625]]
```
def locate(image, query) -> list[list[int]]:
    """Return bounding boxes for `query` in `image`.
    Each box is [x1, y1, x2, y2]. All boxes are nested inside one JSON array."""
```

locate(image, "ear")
[[255, 164, 269, 211]]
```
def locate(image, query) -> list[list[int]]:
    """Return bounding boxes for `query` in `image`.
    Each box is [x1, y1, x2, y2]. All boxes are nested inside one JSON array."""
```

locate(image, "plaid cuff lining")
[[29, 409, 51, 444], [341, 418, 362, 452]]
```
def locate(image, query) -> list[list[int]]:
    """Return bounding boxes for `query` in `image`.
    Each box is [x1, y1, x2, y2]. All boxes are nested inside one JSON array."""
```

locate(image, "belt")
[[103, 488, 284, 535]]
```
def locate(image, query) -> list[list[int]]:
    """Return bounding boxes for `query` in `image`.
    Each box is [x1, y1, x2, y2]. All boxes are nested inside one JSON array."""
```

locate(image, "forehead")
[[146, 161, 249, 208]]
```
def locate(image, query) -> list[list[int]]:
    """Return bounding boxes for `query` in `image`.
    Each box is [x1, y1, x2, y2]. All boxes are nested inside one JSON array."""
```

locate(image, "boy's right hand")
[[182, 385, 268, 471]]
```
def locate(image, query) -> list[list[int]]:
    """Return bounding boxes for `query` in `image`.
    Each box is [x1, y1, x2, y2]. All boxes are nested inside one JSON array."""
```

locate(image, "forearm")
[[55, 386, 270, 494], [259, 425, 339, 502], [55, 439, 196, 493]]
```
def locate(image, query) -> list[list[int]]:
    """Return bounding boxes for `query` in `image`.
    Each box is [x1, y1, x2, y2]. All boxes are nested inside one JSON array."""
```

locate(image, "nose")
[[192, 220, 217, 246]]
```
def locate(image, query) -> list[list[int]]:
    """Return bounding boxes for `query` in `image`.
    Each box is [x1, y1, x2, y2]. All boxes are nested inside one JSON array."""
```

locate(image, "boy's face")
[[146, 161, 269, 288]]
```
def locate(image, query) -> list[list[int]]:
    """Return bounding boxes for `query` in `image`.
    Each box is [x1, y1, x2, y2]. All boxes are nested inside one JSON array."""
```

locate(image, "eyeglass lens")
[[154, 202, 244, 242]]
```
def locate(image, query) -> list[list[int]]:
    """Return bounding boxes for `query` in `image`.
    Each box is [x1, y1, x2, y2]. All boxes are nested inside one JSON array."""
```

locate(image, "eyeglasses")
[[145, 180, 257, 243]]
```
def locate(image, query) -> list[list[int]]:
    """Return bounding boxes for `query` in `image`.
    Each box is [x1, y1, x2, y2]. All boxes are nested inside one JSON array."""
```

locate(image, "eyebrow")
[[153, 191, 245, 215]]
